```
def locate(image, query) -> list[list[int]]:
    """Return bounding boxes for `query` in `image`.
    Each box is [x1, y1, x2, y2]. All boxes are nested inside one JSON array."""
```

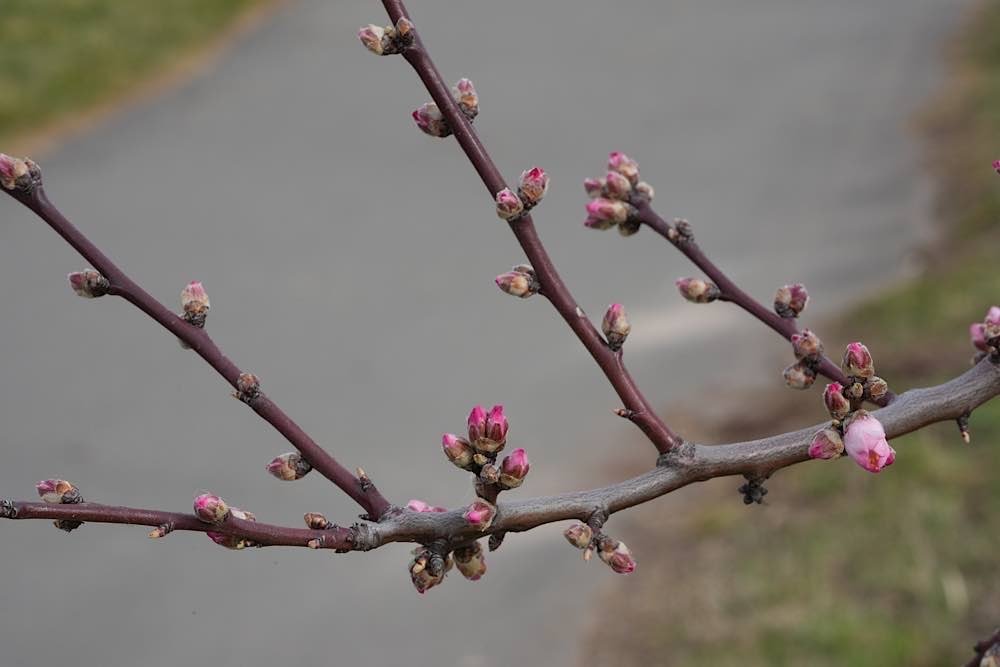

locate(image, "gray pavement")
[[0, 0, 966, 665]]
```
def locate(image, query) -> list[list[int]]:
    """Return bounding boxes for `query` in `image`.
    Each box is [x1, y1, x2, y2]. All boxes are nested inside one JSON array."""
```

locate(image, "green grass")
[[0, 0, 264, 147]]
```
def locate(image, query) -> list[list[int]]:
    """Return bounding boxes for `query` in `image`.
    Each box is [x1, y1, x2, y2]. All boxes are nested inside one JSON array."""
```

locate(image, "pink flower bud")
[[843, 411, 895, 473], [495, 264, 538, 298], [454, 541, 488, 581], [499, 448, 530, 489], [495, 188, 525, 221], [867, 376, 889, 401], [36, 479, 81, 505], [783, 361, 816, 390], [563, 523, 594, 549], [207, 507, 256, 550], [518, 167, 549, 206], [675, 277, 720, 304], [485, 404, 509, 448], [0, 153, 30, 191], [406, 499, 431, 512], [843, 342, 875, 378], [303, 512, 330, 529], [985, 306, 1000, 339], [791, 329, 823, 360], [774, 283, 809, 318], [585, 198, 629, 225], [412, 102, 450, 138], [971, 323, 989, 352], [358, 24, 386, 54], [67, 270, 110, 299], [634, 181, 655, 202], [823, 383, 851, 420], [463, 499, 497, 531], [442, 433, 475, 469], [234, 372, 261, 402], [603, 171, 632, 200], [808, 428, 845, 459], [193, 493, 230, 524], [602, 303, 631, 351], [452, 78, 479, 120], [607, 151, 640, 185], [598, 536, 636, 574], [993, 159, 1000, 174], [266, 452, 312, 481], [180, 281, 210, 327], [583, 177, 603, 199], [467, 405, 487, 443]]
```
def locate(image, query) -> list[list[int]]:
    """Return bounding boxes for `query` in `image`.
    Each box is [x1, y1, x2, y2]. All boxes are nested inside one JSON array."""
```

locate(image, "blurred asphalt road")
[[0, 0, 966, 665]]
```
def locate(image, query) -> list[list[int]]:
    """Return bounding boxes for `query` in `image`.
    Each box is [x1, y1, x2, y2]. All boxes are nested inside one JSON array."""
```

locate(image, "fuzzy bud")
[[607, 151, 640, 185], [602, 303, 631, 351], [843, 342, 875, 378], [410, 555, 444, 594], [985, 306, 1000, 339], [808, 428, 845, 460], [597, 536, 636, 574], [634, 181, 655, 203], [498, 448, 530, 489], [867, 376, 889, 401], [583, 177, 603, 199], [452, 78, 478, 120], [823, 382, 851, 420], [235, 372, 261, 402], [495, 188, 525, 221], [791, 329, 824, 360], [843, 411, 895, 473], [971, 323, 989, 352], [603, 171, 632, 200], [36, 479, 82, 505], [193, 493, 230, 524], [442, 433, 475, 469], [266, 452, 312, 481], [563, 523, 593, 549], [358, 24, 386, 54], [774, 283, 809, 318], [783, 361, 816, 390], [303, 512, 330, 530], [180, 281, 210, 327], [584, 198, 630, 228], [0, 153, 35, 191], [994, 159, 1000, 175], [463, 499, 497, 531], [207, 507, 256, 550], [453, 541, 488, 580], [518, 167, 549, 207], [67, 270, 110, 298], [675, 277, 720, 304], [495, 265, 538, 298], [412, 102, 450, 138]]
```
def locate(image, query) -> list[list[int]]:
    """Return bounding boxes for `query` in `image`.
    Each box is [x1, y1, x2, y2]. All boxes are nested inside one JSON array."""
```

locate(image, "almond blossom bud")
[[675, 277, 720, 304], [597, 536, 636, 574], [563, 523, 593, 549], [585, 198, 629, 226], [499, 448, 530, 489], [453, 542, 488, 581], [495, 264, 538, 298], [67, 270, 110, 298], [843, 411, 895, 473], [985, 306, 1000, 339], [484, 404, 509, 450], [266, 452, 312, 481], [791, 329, 823, 360], [843, 342, 875, 378], [971, 323, 989, 352], [406, 499, 431, 512], [412, 102, 450, 138], [180, 281, 210, 327], [783, 361, 816, 390], [583, 178, 603, 199], [36, 479, 81, 505], [452, 78, 479, 120], [467, 405, 487, 443], [808, 428, 845, 460], [410, 555, 444, 594], [358, 24, 386, 54], [774, 283, 809, 318], [303, 512, 330, 530], [518, 167, 549, 207], [993, 159, 1000, 174], [867, 376, 889, 401], [607, 151, 640, 185], [193, 493, 230, 524], [603, 171, 632, 200], [495, 188, 525, 221], [463, 499, 497, 531], [634, 181, 655, 202], [207, 507, 256, 550], [823, 383, 851, 420], [442, 433, 475, 469], [234, 372, 261, 403], [602, 303, 631, 351], [0, 153, 32, 191]]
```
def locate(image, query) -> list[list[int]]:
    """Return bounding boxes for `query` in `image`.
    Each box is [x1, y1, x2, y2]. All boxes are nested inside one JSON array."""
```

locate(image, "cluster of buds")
[[675, 277, 720, 304], [601, 303, 631, 351], [783, 329, 824, 390], [412, 78, 479, 138], [582, 152, 652, 235], [266, 452, 313, 481], [495, 264, 539, 298], [0, 153, 41, 192], [562, 523, 636, 574], [773, 283, 809, 319], [357, 17, 413, 56], [36, 479, 83, 532], [68, 269, 110, 299], [970, 305, 1000, 362]]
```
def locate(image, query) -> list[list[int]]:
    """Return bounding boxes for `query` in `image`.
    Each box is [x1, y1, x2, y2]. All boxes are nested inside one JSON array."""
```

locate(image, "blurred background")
[[0, 1, 996, 665]]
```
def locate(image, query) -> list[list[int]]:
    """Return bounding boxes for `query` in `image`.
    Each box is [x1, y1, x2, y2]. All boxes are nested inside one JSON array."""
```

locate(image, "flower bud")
[[442, 433, 475, 469], [603, 171, 632, 200], [618, 219, 641, 237], [585, 198, 629, 226], [495, 265, 538, 298], [994, 159, 1000, 175], [180, 281, 210, 327], [791, 329, 823, 360], [843, 411, 895, 473], [479, 463, 500, 485], [0, 153, 32, 191], [808, 428, 845, 460], [453, 542, 488, 581], [410, 555, 444, 594], [843, 342, 875, 378], [607, 151, 640, 185], [207, 507, 256, 550], [266, 452, 312, 481], [303, 512, 330, 529], [602, 303, 631, 351], [495, 188, 525, 221], [971, 323, 989, 352], [406, 499, 448, 513], [193, 493, 230, 524], [235, 372, 261, 402], [412, 102, 450, 138], [467, 405, 487, 443], [634, 181, 655, 202], [867, 376, 889, 401], [563, 523, 593, 549], [583, 177, 603, 199], [774, 283, 809, 318], [675, 277, 720, 304], [452, 78, 478, 120], [358, 24, 386, 54], [518, 167, 549, 206], [463, 499, 497, 531], [36, 479, 82, 505], [67, 270, 110, 298], [499, 448, 530, 489], [394, 17, 413, 39], [783, 361, 816, 390], [823, 383, 851, 420], [483, 404, 509, 450], [597, 536, 636, 574], [985, 306, 1000, 339]]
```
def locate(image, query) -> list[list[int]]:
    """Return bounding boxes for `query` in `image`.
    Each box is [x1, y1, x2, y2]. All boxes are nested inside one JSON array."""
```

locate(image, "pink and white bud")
[[791, 329, 824, 360], [823, 382, 851, 420], [783, 361, 816, 390], [235, 372, 261, 402], [597, 537, 636, 574], [603, 171, 632, 200], [266, 452, 312, 481], [583, 177, 603, 199], [499, 448, 530, 489], [563, 523, 594, 549], [406, 499, 431, 513], [602, 303, 631, 351], [484, 404, 509, 448], [467, 405, 488, 443], [0, 153, 30, 190], [412, 102, 450, 138], [454, 541, 488, 581], [180, 281, 210, 326], [808, 428, 845, 460], [971, 323, 989, 352], [207, 507, 256, 550], [67, 270, 110, 298], [303, 512, 330, 530], [867, 376, 889, 402], [985, 306, 1000, 339], [675, 277, 720, 304], [993, 159, 1000, 175], [442, 433, 475, 469], [495, 265, 538, 298], [452, 78, 479, 120], [358, 24, 386, 54], [495, 188, 525, 221], [634, 181, 655, 202], [843, 342, 875, 378], [774, 283, 809, 319], [36, 479, 81, 505], [463, 499, 497, 532], [193, 493, 230, 524], [585, 198, 629, 225], [518, 167, 549, 206], [843, 411, 895, 473], [607, 151, 640, 185]]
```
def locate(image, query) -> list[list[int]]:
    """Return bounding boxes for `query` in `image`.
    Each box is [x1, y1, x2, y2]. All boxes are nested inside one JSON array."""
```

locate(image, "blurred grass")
[[586, 3, 1000, 665], [0, 0, 265, 147]]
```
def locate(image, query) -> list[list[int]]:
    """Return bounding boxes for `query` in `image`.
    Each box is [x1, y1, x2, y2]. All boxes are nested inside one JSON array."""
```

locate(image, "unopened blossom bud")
[[867, 376, 889, 401], [774, 283, 809, 318], [808, 428, 845, 460], [410, 555, 444, 594], [412, 102, 450, 138], [583, 177, 603, 199], [843, 411, 895, 473], [675, 277, 720, 304], [303, 512, 330, 530], [467, 405, 487, 443], [193, 493, 230, 524], [266, 452, 312, 481], [67, 270, 110, 298], [495, 265, 538, 298], [463, 499, 497, 531], [823, 382, 851, 420], [585, 198, 629, 226], [406, 499, 447, 513], [180, 281, 210, 327], [563, 523, 593, 549], [499, 448, 530, 489], [0, 153, 32, 190], [985, 306, 1000, 339], [454, 542, 488, 581], [207, 507, 256, 550], [442, 433, 475, 469], [993, 159, 1000, 174], [479, 463, 500, 485], [602, 303, 631, 351], [607, 151, 640, 185], [358, 24, 386, 54], [36, 479, 81, 505], [235, 372, 261, 402], [618, 219, 641, 237], [484, 404, 509, 450], [843, 342, 875, 378], [971, 323, 989, 352], [518, 167, 549, 207], [597, 536, 636, 574], [603, 171, 632, 200], [791, 329, 823, 360], [634, 181, 655, 202], [495, 188, 525, 221], [452, 78, 479, 120], [783, 361, 816, 390]]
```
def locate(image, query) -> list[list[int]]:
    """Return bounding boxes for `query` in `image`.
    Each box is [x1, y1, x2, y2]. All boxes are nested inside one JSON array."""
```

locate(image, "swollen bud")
[[584, 198, 630, 229], [971, 323, 989, 352], [495, 188, 525, 221], [358, 18, 413, 56], [783, 362, 816, 390], [518, 167, 549, 207], [607, 151, 640, 185], [406, 499, 447, 513], [303, 512, 331, 530], [453, 541, 488, 581], [266, 452, 312, 481], [193, 493, 230, 524], [468, 404, 508, 454], [867, 376, 889, 402], [499, 448, 530, 489], [843, 411, 895, 473], [808, 428, 845, 460], [843, 342, 875, 379], [985, 306, 1000, 340], [358, 24, 386, 54], [790, 329, 823, 360], [583, 178, 603, 199], [180, 281, 210, 327], [634, 181, 655, 203], [774, 283, 809, 318], [597, 536, 636, 574], [0, 153, 37, 191], [675, 277, 720, 304], [442, 433, 475, 470], [234, 372, 261, 403], [412, 103, 450, 138], [495, 264, 538, 298], [603, 171, 632, 200], [410, 553, 445, 594], [36, 479, 82, 505], [207, 506, 256, 550], [563, 523, 593, 549], [68, 270, 110, 298], [463, 499, 497, 531], [602, 303, 631, 351], [452, 78, 478, 120], [823, 383, 851, 420]]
